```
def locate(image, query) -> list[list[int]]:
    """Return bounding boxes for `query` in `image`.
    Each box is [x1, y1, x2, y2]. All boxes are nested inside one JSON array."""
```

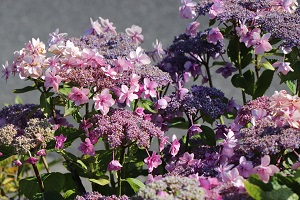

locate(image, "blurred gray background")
[[0, 0, 188, 106]]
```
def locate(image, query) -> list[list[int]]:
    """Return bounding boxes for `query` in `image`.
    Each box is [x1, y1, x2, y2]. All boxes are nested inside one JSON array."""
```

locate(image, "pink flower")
[[155, 98, 168, 110], [78, 138, 95, 156], [273, 61, 293, 75], [178, 152, 198, 166], [129, 47, 151, 65], [125, 25, 144, 45], [159, 135, 169, 152], [251, 32, 272, 55], [144, 151, 162, 173], [44, 68, 62, 92], [209, 0, 224, 19], [118, 85, 138, 107], [87, 17, 102, 35], [2, 61, 10, 81], [143, 78, 158, 99], [25, 157, 39, 165], [93, 88, 115, 115], [68, 87, 90, 106], [114, 57, 133, 73], [152, 39, 165, 59], [99, 17, 117, 35], [207, 27, 223, 45], [179, 0, 197, 19], [36, 149, 47, 157], [252, 155, 280, 183], [135, 107, 145, 117], [185, 21, 200, 36], [169, 134, 180, 157], [54, 134, 67, 150], [0, 152, 2, 156], [107, 160, 122, 171]]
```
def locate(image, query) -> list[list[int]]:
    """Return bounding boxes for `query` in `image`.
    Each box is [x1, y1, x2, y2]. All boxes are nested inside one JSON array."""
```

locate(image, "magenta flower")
[[143, 78, 158, 99], [135, 107, 145, 117], [107, 160, 122, 171], [125, 25, 144, 45], [252, 155, 280, 183], [78, 138, 95, 156], [169, 134, 180, 157], [185, 21, 200, 36], [177, 152, 198, 166], [13, 160, 22, 166], [251, 32, 272, 55], [25, 157, 39, 165], [36, 149, 47, 157], [68, 87, 90, 106], [159, 135, 169, 152], [93, 88, 115, 115], [0, 152, 2, 156], [207, 27, 224, 45], [54, 134, 67, 150], [118, 85, 138, 107], [144, 151, 162, 173], [273, 61, 294, 75]]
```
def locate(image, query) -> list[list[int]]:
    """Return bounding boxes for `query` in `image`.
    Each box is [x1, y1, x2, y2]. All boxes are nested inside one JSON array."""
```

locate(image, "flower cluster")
[[134, 176, 206, 200], [82, 108, 164, 149], [75, 192, 129, 200]]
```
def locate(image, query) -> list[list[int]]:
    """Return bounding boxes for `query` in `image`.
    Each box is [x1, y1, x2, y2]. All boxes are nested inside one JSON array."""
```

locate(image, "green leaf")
[[42, 172, 65, 192], [248, 174, 273, 191], [13, 85, 36, 93], [253, 70, 274, 99], [241, 52, 253, 68], [231, 70, 255, 96], [199, 125, 216, 146], [40, 92, 53, 117], [19, 177, 41, 199], [124, 178, 145, 193], [89, 176, 110, 186], [59, 86, 72, 96], [286, 80, 297, 95], [33, 191, 64, 200], [64, 100, 78, 117], [280, 61, 300, 83], [262, 187, 299, 200], [168, 117, 189, 129], [244, 180, 264, 200], [63, 190, 77, 200], [137, 99, 157, 113], [0, 145, 15, 161], [14, 96, 23, 104], [260, 62, 275, 71]]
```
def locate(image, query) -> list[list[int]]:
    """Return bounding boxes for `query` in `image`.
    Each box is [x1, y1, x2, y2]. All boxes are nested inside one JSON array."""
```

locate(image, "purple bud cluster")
[[0, 104, 45, 129], [86, 108, 164, 149], [165, 85, 228, 120], [158, 30, 225, 80]]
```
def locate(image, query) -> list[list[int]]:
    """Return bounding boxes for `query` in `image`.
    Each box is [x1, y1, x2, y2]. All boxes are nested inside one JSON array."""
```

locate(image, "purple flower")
[[13, 160, 22, 166], [236, 156, 253, 178], [215, 63, 237, 79], [188, 124, 202, 137], [107, 160, 122, 171], [54, 134, 67, 150], [169, 134, 180, 157], [273, 61, 294, 75], [78, 138, 95, 156], [251, 32, 273, 55], [185, 21, 200, 36]]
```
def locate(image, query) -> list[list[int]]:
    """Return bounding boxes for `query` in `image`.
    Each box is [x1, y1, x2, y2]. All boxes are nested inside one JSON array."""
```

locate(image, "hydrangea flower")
[[68, 87, 90, 106], [252, 155, 279, 183]]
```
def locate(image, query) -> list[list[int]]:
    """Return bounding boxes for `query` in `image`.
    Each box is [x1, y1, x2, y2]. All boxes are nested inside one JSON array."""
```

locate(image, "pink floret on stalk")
[[252, 155, 279, 183], [93, 88, 115, 115], [144, 151, 162, 173], [68, 87, 90, 106]]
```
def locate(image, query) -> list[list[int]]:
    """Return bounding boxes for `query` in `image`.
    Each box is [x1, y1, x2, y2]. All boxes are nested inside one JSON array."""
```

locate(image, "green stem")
[[237, 40, 247, 104], [255, 54, 261, 79], [204, 54, 213, 88], [41, 156, 51, 173], [32, 164, 45, 192], [118, 146, 126, 196], [185, 116, 193, 152]]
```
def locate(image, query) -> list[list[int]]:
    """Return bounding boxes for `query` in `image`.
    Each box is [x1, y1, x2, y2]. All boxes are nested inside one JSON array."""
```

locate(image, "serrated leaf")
[[262, 187, 299, 200], [199, 125, 216, 146], [40, 92, 53, 117], [231, 70, 255, 96], [59, 87, 72, 96], [253, 70, 274, 99], [89, 176, 110, 186], [13, 85, 36, 93], [0, 146, 15, 161], [286, 80, 297, 95], [125, 178, 145, 193]]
